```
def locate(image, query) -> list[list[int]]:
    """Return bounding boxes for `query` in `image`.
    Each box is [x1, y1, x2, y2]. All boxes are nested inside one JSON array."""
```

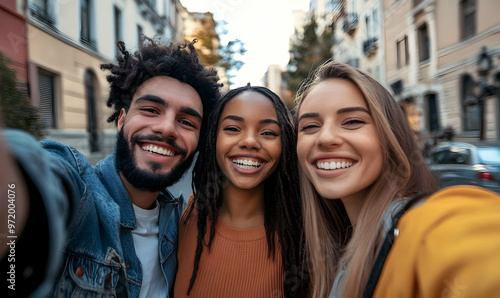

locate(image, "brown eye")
[[223, 126, 240, 132], [300, 123, 319, 132], [344, 120, 364, 125], [342, 119, 366, 130], [179, 119, 195, 128], [261, 131, 279, 137], [141, 108, 159, 114]]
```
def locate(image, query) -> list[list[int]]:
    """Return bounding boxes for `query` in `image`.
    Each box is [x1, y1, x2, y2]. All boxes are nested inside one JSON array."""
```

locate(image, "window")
[[461, 75, 480, 131], [327, 0, 343, 11], [114, 6, 122, 58], [29, 0, 55, 26], [417, 23, 430, 62], [85, 70, 99, 152], [137, 25, 143, 49], [425, 93, 439, 133], [460, 0, 476, 40], [365, 9, 377, 39], [477, 148, 500, 165], [148, 0, 156, 7], [38, 69, 56, 128], [396, 35, 409, 68], [148, 0, 157, 9], [80, 0, 95, 48], [363, 9, 378, 56], [432, 149, 470, 165]]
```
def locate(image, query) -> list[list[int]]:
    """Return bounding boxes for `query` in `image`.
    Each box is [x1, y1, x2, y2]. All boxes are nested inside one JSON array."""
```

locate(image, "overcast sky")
[[179, 0, 310, 87]]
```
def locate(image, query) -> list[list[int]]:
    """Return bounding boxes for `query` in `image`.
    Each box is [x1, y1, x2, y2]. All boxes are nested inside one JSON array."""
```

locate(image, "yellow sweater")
[[174, 196, 284, 298], [374, 186, 500, 297]]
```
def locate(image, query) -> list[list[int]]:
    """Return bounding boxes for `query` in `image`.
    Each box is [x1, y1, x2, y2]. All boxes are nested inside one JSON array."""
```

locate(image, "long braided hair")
[[184, 85, 309, 297]]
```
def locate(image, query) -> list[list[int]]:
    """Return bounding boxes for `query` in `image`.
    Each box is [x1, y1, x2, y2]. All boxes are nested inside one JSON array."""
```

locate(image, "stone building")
[[8, 0, 184, 163]]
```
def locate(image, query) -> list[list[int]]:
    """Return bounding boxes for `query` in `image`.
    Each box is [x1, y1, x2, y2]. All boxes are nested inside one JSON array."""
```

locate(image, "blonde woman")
[[294, 61, 500, 297]]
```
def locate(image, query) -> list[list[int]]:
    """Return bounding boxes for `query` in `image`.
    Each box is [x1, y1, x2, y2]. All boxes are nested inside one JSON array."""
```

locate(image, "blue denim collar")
[[94, 154, 180, 229], [94, 154, 137, 229]]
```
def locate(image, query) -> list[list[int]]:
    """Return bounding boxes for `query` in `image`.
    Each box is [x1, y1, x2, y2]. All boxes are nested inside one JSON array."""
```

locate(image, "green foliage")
[[0, 52, 44, 138], [217, 37, 246, 84], [286, 13, 334, 102], [191, 17, 246, 85]]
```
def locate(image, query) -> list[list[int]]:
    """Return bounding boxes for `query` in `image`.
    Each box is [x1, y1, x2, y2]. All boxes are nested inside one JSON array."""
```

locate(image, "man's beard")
[[115, 129, 195, 192]]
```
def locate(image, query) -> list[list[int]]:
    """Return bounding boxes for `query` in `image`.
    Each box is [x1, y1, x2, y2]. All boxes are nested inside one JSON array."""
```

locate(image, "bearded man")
[[0, 39, 221, 297]]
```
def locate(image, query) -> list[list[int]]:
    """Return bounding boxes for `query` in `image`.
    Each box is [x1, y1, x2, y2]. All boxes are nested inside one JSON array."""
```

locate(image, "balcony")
[[363, 37, 378, 56], [342, 13, 358, 35]]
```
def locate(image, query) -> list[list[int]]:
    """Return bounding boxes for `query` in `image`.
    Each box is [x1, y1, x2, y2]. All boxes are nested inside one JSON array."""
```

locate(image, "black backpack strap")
[[363, 192, 431, 298]]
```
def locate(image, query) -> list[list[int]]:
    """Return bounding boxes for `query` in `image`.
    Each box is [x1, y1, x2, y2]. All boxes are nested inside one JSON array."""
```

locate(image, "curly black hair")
[[184, 85, 309, 297], [100, 38, 222, 134]]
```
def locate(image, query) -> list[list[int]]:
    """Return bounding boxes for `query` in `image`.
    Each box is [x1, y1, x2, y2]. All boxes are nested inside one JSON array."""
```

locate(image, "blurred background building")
[[1, 0, 185, 164], [271, 0, 499, 144], [384, 0, 500, 142], [1, 0, 243, 166]]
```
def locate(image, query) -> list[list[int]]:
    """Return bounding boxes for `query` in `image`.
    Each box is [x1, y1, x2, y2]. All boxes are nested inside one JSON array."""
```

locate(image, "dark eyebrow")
[[180, 107, 202, 120], [298, 107, 370, 122], [135, 95, 166, 106], [337, 106, 370, 115], [221, 115, 279, 126], [298, 112, 319, 122], [260, 119, 280, 126], [135, 95, 202, 119], [222, 115, 244, 122]]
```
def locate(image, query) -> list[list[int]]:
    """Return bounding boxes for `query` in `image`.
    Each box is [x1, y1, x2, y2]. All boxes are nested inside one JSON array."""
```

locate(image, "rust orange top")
[[174, 195, 284, 298]]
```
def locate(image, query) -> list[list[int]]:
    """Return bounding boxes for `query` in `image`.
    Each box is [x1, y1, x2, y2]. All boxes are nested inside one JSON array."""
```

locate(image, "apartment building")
[[384, 0, 500, 140], [13, 0, 183, 163], [330, 0, 386, 84]]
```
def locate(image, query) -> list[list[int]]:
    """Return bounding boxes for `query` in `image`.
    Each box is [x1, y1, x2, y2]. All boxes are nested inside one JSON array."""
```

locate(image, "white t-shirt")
[[132, 202, 168, 298]]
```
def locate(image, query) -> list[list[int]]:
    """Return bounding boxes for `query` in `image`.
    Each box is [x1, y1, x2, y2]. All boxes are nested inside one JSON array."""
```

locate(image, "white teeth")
[[232, 159, 262, 169], [316, 161, 353, 170], [141, 144, 174, 156]]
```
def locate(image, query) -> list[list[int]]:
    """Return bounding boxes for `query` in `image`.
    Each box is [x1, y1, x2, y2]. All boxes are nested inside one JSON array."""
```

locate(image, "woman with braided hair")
[[174, 85, 309, 297]]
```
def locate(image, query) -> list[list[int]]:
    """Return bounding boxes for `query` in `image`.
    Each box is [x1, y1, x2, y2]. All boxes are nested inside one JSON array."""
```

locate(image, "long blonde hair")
[[294, 61, 438, 297]]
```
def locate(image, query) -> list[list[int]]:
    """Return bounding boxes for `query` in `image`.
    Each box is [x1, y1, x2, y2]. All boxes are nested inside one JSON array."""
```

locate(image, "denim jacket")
[[5, 129, 182, 297]]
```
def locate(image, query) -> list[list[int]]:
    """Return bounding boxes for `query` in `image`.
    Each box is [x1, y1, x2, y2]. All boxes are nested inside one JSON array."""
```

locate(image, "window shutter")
[[38, 72, 55, 128]]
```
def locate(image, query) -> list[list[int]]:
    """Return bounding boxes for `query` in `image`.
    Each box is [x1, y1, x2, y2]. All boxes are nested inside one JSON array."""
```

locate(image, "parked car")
[[427, 141, 500, 193]]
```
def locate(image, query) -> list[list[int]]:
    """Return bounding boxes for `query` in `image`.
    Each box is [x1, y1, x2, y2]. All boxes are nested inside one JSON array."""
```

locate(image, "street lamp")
[[476, 46, 499, 140], [478, 46, 493, 77]]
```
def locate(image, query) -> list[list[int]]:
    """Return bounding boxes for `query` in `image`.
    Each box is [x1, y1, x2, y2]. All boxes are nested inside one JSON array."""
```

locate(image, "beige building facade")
[[383, 0, 500, 141], [19, 0, 184, 163]]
